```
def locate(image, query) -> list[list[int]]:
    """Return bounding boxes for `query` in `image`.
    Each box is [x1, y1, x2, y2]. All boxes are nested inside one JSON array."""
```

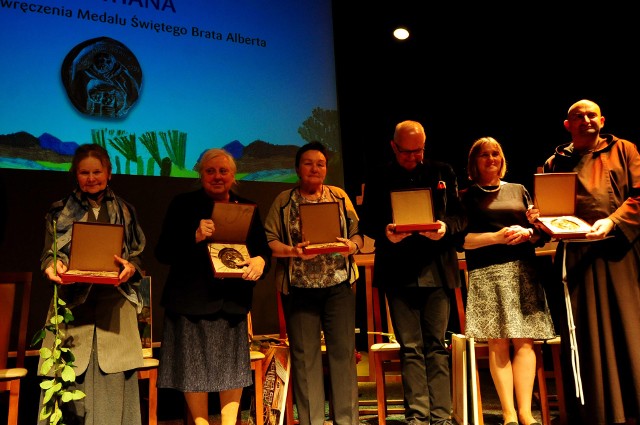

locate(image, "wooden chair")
[[531, 246, 567, 425], [533, 336, 566, 425], [0, 272, 32, 425], [274, 293, 298, 425], [246, 349, 266, 425], [137, 357, 159, 425], [136, 275, 159, 425], [245, 312, 266, 425], [368, 293, 402, 425]]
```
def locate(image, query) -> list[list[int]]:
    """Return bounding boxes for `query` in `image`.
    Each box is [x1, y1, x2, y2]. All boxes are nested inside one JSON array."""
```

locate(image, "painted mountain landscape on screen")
[[0, 130, 301, 182]]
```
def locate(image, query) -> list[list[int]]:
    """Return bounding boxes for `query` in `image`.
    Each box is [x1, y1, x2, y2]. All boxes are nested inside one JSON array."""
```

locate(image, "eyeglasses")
[[394, 142, 425, 156]]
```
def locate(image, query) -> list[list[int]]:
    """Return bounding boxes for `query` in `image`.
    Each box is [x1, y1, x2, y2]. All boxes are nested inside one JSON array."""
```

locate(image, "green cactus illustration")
[[109, 134, 137, 175], [159, 130, 187, 169], [86, 128, 190, 177], [160, 157, 172, 176], [91, 129, 107, 149], [146, 157, 155, 176], [136, 156, 144, 175], [139, 131, 162, 169]]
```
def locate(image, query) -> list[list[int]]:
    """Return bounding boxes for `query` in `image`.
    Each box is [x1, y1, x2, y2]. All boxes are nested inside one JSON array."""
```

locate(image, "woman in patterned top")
[[264, 141, 363, 425]]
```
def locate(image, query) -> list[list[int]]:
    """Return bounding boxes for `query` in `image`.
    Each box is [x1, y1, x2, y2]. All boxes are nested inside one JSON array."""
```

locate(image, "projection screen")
[[0, 0, 342, 184]]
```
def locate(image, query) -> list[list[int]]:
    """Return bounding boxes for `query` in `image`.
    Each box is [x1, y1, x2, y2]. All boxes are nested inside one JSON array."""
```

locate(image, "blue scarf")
[[40, 186, 146, 310]]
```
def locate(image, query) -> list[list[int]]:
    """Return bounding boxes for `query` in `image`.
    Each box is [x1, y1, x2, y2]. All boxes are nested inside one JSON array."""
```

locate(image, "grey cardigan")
[[264, 185, 360, 294]]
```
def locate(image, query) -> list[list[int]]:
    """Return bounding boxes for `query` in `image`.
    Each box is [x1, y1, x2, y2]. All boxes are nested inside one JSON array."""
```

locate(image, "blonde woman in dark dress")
[[460, 137, 555, 425]]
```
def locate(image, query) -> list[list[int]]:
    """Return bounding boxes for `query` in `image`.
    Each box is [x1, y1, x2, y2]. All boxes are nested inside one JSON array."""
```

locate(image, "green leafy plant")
[[31, 219, 86, 425]]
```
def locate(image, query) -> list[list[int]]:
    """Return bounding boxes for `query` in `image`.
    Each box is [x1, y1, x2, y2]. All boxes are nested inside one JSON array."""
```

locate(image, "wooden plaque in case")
[[60, 222, 124, 285], [208, 202, 256, 278], [534, 173, 591, 239], [390, 188, 440, 233], [300, 202, 348, 254]]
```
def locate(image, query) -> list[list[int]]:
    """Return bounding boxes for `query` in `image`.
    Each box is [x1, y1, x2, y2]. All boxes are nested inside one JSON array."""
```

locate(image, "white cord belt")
[[562, 241, 584, 404]]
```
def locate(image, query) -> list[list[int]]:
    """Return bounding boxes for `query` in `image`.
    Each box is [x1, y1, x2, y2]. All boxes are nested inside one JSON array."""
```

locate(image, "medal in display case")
[[299, 202, 349, 254], [208, 202, 256, 278], [533, 172, 591, 239], [60, 222, 124, 284], [390, 188, 440, 233]]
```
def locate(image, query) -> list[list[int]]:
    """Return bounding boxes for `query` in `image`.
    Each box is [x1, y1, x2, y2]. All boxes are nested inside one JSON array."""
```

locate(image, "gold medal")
[[218, 247, 245, 269]]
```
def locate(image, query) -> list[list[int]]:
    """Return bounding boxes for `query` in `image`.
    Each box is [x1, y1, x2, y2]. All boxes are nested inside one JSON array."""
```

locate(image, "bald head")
[[567, 99, 601, 117], [564, 99, 605, 150], [394, 120, 425, 143], [392, 120, 426, 171]]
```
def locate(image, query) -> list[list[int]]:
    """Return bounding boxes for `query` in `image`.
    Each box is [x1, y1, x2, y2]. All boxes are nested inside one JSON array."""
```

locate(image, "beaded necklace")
[[475, 181, 503, 193], [298, 185, 325, 202]]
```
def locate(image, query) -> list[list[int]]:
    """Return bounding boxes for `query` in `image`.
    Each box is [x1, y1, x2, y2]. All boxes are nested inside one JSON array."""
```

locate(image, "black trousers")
[[387, 286, 452, 425], [282, 282, 358, 425]]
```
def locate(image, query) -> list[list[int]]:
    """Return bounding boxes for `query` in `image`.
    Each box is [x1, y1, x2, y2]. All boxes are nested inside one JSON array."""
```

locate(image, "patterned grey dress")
[[461, 182, 555, 340]]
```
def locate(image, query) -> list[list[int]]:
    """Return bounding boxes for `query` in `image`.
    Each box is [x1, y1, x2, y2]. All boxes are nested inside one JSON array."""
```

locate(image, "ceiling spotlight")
[[393, 27, 410, 40]]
